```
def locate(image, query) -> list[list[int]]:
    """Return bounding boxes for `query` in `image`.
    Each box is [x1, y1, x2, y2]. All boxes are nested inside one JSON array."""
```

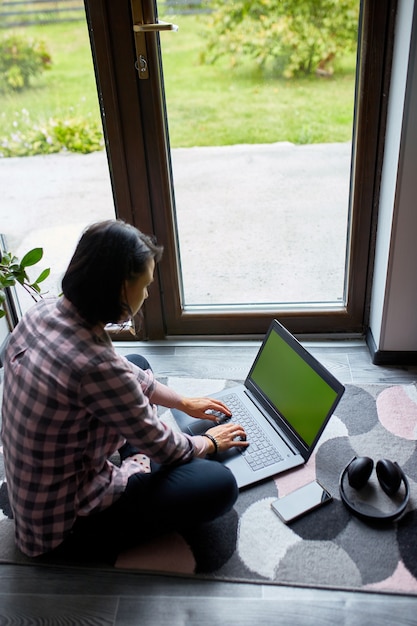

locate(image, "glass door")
[[159, 0, 356, 310], [84, 0, 395, 338]]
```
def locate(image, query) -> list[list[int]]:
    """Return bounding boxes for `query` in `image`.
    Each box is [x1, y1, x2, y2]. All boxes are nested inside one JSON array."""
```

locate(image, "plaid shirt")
[[1, 297, 204, 557]]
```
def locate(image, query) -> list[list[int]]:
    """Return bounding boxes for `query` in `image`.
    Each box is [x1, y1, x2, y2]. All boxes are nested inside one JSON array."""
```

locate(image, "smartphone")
[[271, 480, 332, 524]]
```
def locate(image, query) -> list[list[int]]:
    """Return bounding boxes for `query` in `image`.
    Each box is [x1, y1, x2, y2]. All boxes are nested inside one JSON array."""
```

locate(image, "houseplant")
[[0, 247, 50, 329]]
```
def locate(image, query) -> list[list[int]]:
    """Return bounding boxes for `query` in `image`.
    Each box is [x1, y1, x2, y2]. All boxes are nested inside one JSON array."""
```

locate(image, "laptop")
[[177, 319, 345, 489]]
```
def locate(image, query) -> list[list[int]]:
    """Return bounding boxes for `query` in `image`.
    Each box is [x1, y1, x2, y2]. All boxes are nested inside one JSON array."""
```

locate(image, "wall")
[[368, 0, 417, 363]]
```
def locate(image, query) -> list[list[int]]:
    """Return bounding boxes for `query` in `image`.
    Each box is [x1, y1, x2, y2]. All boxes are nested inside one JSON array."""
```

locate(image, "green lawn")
[[0, 22, 99, 121], [161, 15, 356, 147], [0, 16, 356, 155]]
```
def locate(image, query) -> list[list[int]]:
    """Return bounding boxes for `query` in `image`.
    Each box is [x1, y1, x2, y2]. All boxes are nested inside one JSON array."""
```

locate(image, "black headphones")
[[339, 456, 410, 523]]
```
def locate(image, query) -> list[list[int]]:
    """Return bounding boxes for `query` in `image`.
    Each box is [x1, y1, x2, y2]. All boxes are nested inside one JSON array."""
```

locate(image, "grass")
[[0, 22, 99, 119], [0, 15, 356, 153], [161, 14, 356, 147]]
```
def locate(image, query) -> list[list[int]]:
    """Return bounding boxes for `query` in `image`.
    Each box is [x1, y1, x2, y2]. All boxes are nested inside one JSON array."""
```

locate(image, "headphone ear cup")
[[376, 459, 402, 496], [347, 456, 373, 489]]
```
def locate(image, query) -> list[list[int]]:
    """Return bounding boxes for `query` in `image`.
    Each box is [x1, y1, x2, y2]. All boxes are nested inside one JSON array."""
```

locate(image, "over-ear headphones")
[[339, 456, 410, 523]]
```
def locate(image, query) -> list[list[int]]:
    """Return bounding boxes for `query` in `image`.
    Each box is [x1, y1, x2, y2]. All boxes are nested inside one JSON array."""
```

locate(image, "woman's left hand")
[[177, 396, 232, 422]]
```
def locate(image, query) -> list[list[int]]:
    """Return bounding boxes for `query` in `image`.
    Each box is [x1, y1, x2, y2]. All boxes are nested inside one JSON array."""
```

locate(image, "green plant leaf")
[[0, 245, 49, 320], [20, 248, 43, 267], [12, 269, 28, 285], [34, 268, 51, 284], [0, 276, 16, 288], [0, 251, 13, 266]]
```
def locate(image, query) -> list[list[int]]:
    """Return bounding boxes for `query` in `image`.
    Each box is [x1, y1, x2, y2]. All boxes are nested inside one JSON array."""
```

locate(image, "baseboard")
[[366, 329, 417, 366]]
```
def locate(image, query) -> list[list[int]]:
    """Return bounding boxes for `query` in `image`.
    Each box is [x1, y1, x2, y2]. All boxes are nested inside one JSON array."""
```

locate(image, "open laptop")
[[178, 319, 345, 489]]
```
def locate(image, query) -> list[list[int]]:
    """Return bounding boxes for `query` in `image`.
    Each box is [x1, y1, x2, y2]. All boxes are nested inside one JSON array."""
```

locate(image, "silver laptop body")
[[183, 319, 345, 489]]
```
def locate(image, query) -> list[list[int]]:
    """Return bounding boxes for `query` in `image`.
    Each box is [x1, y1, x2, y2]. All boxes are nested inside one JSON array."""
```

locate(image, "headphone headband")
[[339, 457, 410, 523]]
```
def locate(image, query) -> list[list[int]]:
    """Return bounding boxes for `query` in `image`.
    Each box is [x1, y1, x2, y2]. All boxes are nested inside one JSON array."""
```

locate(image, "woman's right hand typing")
[[204, 422, 249, 454]]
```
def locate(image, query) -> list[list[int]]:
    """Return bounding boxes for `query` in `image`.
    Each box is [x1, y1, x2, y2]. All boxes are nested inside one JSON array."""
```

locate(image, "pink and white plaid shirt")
[[1, 297, 205, 557]]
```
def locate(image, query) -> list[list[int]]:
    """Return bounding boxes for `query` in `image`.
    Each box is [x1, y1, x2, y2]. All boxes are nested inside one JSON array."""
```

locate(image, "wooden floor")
[[2, 339, 417, 625]]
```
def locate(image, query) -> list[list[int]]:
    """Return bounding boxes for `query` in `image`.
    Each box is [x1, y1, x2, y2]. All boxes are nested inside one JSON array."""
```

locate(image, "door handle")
[[133, 21, 178, 33]]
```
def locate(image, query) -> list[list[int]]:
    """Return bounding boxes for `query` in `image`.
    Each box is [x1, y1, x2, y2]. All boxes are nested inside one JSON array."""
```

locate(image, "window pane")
[[0, 9, 114, 315]]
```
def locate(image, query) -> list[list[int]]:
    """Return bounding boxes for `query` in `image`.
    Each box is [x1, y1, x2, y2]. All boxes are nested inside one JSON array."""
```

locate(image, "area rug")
[[1, 376, 417, 596]]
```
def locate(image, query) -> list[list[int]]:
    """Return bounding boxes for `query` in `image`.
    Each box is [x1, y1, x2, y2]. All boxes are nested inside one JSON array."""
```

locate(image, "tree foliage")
[[203, 0, 359, 77]]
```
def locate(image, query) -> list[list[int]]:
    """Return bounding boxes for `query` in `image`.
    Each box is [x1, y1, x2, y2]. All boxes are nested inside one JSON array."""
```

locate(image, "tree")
[[203, 0, 359, 77]]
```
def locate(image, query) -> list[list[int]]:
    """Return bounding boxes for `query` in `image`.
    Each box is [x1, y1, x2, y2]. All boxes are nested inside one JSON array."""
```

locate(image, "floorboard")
[[1, 339, 417, 625]]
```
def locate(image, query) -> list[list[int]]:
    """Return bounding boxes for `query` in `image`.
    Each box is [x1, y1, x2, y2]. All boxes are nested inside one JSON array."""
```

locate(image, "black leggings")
[[49, 354, 238, 564]]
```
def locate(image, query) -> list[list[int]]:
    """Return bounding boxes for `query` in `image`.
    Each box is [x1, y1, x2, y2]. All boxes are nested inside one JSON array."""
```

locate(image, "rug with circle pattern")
[[1, 377, 417, 595]]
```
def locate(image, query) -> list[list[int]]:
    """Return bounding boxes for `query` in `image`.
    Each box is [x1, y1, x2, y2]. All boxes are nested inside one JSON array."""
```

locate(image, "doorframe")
[[84, 0, 397, 339]]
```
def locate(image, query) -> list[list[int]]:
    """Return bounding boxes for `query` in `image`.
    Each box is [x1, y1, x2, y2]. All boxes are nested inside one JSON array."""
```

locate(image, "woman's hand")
[[177, 396, 232, 422], [204, 422, 249, 454]]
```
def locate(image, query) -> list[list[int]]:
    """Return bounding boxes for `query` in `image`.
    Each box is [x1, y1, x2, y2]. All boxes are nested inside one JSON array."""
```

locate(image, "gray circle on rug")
[[349, 423, 416, 468], [288, 498, 349, 541], [402, 446, 417, 484], [397, 509, 417, 579], [336, 385, 379, 436], [274, 540, 362, 588], [335, 517, 399, 584], [235, 479, 278, 516], [315, 435, 357, 494]]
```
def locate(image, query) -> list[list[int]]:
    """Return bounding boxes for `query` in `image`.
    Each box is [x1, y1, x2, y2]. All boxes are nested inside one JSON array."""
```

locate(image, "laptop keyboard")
[[221, 393, 283, 471]]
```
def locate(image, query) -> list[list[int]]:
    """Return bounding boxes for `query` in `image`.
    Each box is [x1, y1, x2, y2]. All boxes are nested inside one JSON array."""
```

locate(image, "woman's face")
[[123, 257, 155, 318]]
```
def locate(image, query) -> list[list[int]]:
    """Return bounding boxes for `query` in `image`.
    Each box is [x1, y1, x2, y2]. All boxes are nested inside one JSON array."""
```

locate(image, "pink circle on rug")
[[274, 454, 316, 497], [114, 531, 196, 573], [376, 385, 417, 440], [363, 560, 417, 594]]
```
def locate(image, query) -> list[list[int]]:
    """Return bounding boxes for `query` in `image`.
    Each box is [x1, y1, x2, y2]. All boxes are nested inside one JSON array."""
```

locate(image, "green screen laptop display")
[[249, 328, 338, 447]]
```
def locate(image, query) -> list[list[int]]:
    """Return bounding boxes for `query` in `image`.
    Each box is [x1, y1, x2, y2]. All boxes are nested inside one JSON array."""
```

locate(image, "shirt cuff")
[[192, 434, 213, 457]]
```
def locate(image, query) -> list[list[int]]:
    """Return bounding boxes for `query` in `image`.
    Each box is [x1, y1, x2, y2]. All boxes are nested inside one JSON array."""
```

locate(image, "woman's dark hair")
[[62, 220, 163, 324]]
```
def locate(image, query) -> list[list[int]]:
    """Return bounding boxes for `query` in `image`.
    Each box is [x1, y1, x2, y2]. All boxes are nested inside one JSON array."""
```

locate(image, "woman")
[[1, 219, 247, 562]]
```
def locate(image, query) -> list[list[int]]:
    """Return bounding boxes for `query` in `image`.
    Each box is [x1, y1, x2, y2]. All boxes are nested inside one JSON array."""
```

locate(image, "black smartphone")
[[271, 480, 332, 524]]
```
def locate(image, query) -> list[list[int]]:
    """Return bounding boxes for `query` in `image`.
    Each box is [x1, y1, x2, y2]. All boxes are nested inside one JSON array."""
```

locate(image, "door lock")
[[131, 1, 178, 80]]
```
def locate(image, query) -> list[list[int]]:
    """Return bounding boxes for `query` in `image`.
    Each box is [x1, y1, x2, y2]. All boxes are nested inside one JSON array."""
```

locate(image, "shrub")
[[0, 33, 52, 91], [52, 116, 104, 154], [0, 109, 104, 157], [203, 0, 359, 78]]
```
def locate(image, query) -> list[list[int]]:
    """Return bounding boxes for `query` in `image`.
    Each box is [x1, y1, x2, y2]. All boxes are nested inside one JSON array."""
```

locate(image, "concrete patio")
[[0, 142, 351, 314]]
